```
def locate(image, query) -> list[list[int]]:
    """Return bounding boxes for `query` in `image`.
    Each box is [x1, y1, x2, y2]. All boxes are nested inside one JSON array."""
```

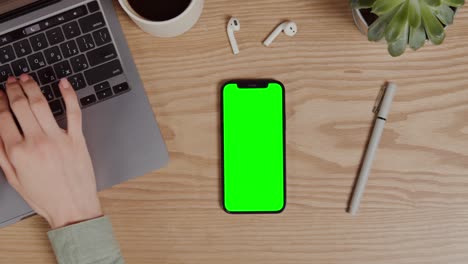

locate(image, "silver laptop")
[[0, 0, 169, 227]]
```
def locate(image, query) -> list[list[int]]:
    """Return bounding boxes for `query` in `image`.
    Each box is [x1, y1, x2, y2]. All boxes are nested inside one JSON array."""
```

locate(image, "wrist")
[[49, 204, 103, 229]]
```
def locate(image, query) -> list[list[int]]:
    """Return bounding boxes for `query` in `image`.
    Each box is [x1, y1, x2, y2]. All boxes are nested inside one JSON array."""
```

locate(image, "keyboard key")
[[94, 81, 110, 92], [37, 66, 57, 85], [76, 34, 95, 52], [60, 40, 79, 58], [13, 39, 32, 57], [79, 12, 105, 33], [84, 59, 123, 85], [11, 58, 30, 76], [113, 82, 129, 94], [44, 46, 63, 64], [0, 64, 13, 82], [49, 99, 64, 117], [92, 28, 111, 46], [40, 85, 54, 101], [53, 60, 73, 78], [80, 94, 97, 106], [46, 27, 65, 45], [86, 43, 117, 66], [62, 21, 81, 39], [0, 35, 13, 46], [51, 81, 61, 97], [70, 54, 89, 72], [96, 88, 112, 100], [0, 45, 15, 63], [68, 73, 86, 90], [29, 72, 39, 84], [0, 83, 4, 90], [30, 33, 48, 51], [87, 1, 100, 13], [27, 52, 47, 70]]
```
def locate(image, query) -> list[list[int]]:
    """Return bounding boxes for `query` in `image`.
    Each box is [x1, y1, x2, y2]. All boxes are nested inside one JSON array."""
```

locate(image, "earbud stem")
[[263, 23, 286, 47], [227, 29, 239, 55]]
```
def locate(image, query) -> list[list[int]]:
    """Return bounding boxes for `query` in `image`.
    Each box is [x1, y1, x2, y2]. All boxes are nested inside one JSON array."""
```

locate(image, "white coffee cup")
[[118, 0, 204, 37]]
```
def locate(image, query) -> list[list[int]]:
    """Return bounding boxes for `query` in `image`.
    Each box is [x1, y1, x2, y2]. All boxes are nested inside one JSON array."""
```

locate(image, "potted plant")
[[350, 0, 465, 56]]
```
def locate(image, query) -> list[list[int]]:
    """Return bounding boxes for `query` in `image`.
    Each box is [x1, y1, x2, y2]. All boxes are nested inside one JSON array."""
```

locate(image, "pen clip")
[[373, 83, 388, 114]]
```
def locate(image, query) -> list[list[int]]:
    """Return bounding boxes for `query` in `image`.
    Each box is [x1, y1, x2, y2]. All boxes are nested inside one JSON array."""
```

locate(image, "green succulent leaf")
[[368, 6, 400, 41], [368, 18, 388, 41], [350, 0, 377, 8], [385, 1, 409, 43], [424, 0, 443, 6], [435, 4, 455, 24], [409, 23, 426, 50], [443, 0, 465, 7], [372, 0, 406, 15], [388, 25, 409, 56], [408, 0, 422, 27], [421, 2, 446, 44]]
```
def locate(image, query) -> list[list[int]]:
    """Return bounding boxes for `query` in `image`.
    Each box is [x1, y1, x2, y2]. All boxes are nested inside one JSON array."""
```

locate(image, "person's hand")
[[0, 74, 102, 229]]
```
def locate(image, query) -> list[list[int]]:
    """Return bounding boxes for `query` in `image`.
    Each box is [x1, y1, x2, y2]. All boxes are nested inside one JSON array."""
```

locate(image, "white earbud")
[[263, 21, 298, 47], [227, 17, 240, 55]]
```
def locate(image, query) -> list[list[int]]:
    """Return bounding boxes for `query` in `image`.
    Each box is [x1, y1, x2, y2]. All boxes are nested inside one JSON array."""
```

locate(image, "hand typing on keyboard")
[[0, 74, 102, 229]]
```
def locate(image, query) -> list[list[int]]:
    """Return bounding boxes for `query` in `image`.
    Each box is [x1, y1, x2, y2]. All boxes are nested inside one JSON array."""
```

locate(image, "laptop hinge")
[[0, 0, 59, 23]]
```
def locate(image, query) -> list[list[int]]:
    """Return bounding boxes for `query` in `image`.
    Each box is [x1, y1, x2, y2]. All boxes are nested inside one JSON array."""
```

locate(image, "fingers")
[[5, 77, 42, 137], [0, 89, 22, 146], [19, 75, 60, 134], [59, 78, 82, 136]]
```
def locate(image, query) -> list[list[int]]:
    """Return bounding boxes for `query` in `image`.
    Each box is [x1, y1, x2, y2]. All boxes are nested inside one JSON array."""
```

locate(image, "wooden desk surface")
[[2, 0, 468, 263]]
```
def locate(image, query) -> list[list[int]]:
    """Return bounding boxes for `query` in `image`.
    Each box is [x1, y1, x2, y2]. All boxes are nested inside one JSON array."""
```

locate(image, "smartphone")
[[221, 80, 286, 214]]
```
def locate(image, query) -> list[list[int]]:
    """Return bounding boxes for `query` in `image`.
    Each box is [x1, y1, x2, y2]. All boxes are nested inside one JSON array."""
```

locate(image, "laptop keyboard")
[[0, 1, 130, 118]]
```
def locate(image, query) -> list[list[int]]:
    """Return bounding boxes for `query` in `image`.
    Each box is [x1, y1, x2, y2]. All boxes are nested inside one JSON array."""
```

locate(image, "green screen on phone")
[[222, 81, 285, 213]]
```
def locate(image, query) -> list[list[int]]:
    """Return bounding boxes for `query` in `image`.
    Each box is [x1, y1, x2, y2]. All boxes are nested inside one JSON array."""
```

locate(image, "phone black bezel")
[[220, 79, 287, 214]]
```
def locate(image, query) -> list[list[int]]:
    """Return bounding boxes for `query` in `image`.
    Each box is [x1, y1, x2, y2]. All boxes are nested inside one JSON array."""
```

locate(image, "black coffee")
[[128, 0, 192, 22]]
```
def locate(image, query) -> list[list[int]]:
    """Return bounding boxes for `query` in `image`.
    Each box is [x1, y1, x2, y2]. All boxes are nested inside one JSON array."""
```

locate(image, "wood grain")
[[1, 0, 468, 263]]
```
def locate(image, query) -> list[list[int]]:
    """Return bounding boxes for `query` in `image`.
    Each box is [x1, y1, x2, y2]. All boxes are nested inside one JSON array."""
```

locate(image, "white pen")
[[349, 82, 397, 216]]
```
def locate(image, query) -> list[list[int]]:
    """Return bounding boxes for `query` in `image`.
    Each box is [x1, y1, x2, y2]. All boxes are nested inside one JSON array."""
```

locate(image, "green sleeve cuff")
[[48, 216, 125, 264]]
